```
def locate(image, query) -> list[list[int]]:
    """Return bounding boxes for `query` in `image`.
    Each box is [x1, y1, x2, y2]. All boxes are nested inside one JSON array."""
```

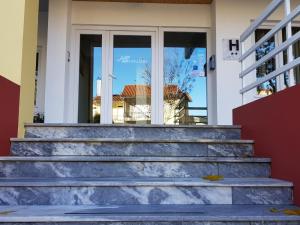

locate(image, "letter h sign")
[[222, 39, 241, 61]]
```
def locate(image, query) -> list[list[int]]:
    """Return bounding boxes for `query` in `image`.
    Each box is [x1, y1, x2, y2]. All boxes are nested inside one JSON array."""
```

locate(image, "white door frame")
[[107, 30, 157, 124], [69, 25, 211, 124], [158, 27, 212, 125], [68, 29, 107, 123]]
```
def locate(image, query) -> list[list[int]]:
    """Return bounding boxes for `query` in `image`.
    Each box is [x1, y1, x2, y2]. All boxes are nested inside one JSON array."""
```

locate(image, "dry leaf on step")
[[202, 175, 224, 181]]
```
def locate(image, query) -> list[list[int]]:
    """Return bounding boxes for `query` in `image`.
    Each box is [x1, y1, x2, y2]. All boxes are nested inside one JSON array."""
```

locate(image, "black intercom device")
[[209, 55, 216, 71]]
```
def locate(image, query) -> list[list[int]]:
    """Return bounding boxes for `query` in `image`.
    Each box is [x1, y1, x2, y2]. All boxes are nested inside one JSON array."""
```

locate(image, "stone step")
[[0, 204, 300, 224], [0, 178, 292, 206], [24, 124, 241, 140], [0, 156, 271, 178], [10, 138, 254, 157]]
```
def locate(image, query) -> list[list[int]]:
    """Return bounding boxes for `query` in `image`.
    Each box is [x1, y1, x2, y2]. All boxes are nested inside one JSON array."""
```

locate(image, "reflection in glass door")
[[163, 32, 207, 125], [75, 29, 209, 125], [78, 34, 102, 123], [110, 34, 152, 124]]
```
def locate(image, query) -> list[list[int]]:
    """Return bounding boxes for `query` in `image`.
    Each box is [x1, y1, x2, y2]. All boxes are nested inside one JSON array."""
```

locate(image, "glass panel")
[[78, 34, 102, 123], [255, 29, 276, 96], [163, 32, 207, 125], [112, 35, 152, 124]]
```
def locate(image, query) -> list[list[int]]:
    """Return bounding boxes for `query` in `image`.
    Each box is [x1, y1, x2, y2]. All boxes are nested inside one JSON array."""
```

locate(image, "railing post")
[[241, 41, 245, 105], [285, 0, 296, 86]]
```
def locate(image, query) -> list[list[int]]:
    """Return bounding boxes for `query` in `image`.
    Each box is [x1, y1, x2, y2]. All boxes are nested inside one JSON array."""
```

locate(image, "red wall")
[[0, 75, 20, 156], [233, 84, 300, 206]]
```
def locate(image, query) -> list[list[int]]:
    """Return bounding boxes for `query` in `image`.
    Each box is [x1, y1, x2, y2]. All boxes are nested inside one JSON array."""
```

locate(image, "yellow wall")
[[18, 0, 39, 137], [0, 0, 39, 137], [0, 1, 26, 85]]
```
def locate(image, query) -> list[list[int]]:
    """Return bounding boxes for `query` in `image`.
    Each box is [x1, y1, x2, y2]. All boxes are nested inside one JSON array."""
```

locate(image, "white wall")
[[72, 1, 211, 27], [44, 0, 72, 123], [213, 0, 300, 125]]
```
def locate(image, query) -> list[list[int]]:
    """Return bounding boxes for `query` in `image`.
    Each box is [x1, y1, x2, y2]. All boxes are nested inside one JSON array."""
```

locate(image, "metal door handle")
[[109, 74, 117, 79]]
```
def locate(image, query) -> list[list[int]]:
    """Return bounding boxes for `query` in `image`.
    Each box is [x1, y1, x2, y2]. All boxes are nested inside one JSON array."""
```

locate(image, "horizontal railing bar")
[[240, 30, 300, 78], [240, 5, 300, 62], [240, 57, 300, 94], [240, 0, 284, 42]]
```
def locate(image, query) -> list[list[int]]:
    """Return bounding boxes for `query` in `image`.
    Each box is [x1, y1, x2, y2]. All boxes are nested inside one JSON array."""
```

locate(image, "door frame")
[[106, 30, 157, 124], [69, 28, 107, 123], [158, 27, 212, 125], [69, 25, 211, 124]]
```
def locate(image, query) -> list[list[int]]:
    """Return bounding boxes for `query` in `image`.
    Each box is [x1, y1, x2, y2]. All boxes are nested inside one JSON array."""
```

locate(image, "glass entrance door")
[[163, 31, 207, 125], [107, 32, 154, 124], [77, 34, 103, 123], [75, 28, 208, 125]]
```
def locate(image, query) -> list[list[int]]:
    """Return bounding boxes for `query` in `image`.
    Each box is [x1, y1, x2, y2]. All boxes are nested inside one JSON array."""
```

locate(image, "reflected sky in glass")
[[164, 47, 207, 116], [113, 48, 151, 94], [93, 47, 102, 97], [92, 46, 207, 115]]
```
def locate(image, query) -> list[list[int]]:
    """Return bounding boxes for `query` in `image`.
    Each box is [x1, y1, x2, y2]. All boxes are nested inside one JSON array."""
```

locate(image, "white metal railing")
[[240, 0, 300, 103]]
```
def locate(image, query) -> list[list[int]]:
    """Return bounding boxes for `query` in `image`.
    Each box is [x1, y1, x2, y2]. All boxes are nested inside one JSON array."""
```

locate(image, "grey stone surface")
[[0, 178, 292, 206], [25, 124, 241, 140], [218, 162, 270, 178], [2, 124, 299, 224], [2, 222, 183, 225], [0, 161, 218, 178], [0, 177, 292, 187], [0, 204, 299, 223], [0, 157, 270, 178], [181, 223, 250, 225], [208, 144, 253, 157], [0, 222, 182, 225], [10, 139, 253, 157], [0, 186, 232, 205], [232, 187, 293, 205], [3, 222, 299, 225], [250, 223, 300, 225]]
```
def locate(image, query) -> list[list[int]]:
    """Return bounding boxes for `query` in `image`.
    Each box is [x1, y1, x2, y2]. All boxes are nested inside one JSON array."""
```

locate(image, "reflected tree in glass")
[[163, 48, 196, 124], [141, 47, 205, 125], [255, 30, 276, 95]]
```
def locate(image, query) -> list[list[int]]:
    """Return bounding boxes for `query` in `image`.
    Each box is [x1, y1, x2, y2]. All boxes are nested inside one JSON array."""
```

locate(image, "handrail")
[[241, 57, 300, 94], [240, 5, 300, 62], [240, 0, 284, 42], [240, 30, 300, 78], [239, 0, 300, 103]]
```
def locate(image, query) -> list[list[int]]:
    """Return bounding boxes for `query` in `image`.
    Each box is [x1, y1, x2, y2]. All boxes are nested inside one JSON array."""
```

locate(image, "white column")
[[284, 0, 296, 87], [44, 0, 71, 123]]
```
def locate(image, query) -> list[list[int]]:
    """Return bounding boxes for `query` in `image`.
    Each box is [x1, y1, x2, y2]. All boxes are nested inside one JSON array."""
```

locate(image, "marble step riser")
[[0, 186, 292, 206], [2, 222, 300, 225], [0, 161, 270, 178], [11, 142, 253, 157], [25, 127, 241, 140]]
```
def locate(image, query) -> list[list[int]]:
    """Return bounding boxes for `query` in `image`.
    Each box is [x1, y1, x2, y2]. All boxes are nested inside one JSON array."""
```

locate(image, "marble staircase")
[[0, 124, 299, 224]]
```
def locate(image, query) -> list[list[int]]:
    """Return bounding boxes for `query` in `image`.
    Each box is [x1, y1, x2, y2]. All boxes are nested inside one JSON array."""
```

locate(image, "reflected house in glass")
[[92, 96, 101, 123], [92, 84, 194, 124], [120, 85, 151, 124], [163, 85, 192, 125]]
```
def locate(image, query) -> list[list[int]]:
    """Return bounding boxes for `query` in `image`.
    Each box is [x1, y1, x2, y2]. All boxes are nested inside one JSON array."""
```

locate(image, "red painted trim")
[[233, 84, 300, 206], [0, 75, 20, 156]]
